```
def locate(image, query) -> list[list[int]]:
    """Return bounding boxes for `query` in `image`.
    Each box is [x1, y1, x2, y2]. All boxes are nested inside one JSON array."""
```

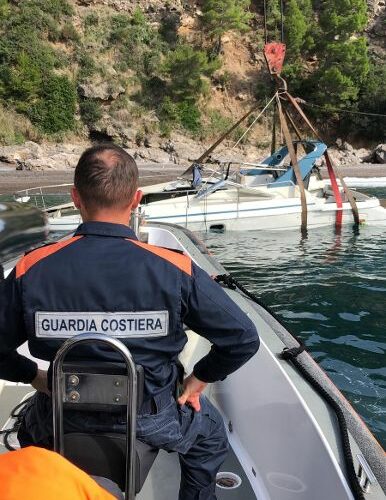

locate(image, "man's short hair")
[[74, 143, 139, 210]]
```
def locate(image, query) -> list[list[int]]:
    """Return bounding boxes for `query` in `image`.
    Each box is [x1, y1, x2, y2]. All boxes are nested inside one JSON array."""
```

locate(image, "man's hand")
[[31, 369, 50, 396], [177, 374, 207, 412]]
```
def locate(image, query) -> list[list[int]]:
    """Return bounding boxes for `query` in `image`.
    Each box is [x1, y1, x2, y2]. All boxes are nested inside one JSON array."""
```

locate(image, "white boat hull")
[[48, 198, 386, 233], [47, 179, 386, 233]]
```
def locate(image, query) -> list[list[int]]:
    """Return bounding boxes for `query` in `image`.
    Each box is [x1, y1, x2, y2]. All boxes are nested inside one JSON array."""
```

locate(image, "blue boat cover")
[[242, 141, 327, 187]]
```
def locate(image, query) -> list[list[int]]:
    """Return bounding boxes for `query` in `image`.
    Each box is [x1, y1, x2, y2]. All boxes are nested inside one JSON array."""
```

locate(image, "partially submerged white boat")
[[1, 221, 385, 499], [13, 141, 386, 233]]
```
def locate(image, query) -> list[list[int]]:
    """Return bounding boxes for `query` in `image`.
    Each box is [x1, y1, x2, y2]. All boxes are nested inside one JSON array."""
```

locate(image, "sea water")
[[200, 187, 386, 449]]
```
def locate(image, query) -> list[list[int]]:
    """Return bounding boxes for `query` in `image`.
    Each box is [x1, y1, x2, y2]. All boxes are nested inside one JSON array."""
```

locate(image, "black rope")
[[0, 395, 34, 451], [280, 349, 365, 500], [215, 274, 365, 500]]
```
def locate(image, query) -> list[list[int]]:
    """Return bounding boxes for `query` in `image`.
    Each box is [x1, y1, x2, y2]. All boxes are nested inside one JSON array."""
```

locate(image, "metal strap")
[[285, 92, 360, 225], [276, 95, 308, 233]]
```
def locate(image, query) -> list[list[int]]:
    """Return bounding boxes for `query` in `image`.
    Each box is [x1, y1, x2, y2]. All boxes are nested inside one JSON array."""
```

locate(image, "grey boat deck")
[[0, 384, 256, 500]]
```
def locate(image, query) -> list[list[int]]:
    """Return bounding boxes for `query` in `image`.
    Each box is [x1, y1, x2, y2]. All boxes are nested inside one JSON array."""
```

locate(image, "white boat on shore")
[[12, 141, 386, 233], [1, 221, 385, 499]]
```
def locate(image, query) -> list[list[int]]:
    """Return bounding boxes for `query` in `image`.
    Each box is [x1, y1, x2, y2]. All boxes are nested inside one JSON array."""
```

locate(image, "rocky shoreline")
[[0, 140, 385, 194]]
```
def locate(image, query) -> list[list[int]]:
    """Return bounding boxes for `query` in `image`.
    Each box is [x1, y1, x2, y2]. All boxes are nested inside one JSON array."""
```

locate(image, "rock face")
[[78, 82, 125, 101], [368, 144, 386, 164], [1, 138, 384, 172], [0, 143, 85, 170], [0, 135, 265, 171], [322, 140, 371, 167]]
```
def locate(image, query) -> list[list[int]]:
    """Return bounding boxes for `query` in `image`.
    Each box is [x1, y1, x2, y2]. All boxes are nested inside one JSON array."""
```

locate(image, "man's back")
[[0, 144, 259, 500], [11, 221, 258, 398]]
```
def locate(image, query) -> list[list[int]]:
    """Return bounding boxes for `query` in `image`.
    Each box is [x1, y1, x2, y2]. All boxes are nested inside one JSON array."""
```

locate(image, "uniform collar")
[[74, 221, 138, 240]]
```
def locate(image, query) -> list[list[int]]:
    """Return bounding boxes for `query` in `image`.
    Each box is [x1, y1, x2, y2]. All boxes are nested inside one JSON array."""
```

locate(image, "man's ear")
[[131, 190, 143, 209], [71, 187, 81, 209]]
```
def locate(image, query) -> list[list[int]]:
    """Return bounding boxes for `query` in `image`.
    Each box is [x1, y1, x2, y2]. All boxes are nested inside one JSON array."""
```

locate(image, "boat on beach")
[[1, 221, 385, 500], [12, 140, 386, 233]]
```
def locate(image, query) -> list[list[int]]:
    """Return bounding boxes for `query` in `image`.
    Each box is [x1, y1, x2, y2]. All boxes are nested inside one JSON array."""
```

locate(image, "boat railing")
[[13, 184, 73, 211]]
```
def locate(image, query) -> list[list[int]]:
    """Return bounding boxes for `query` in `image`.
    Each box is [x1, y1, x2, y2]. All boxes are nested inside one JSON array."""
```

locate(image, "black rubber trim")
[[215, 273, 365, 500]]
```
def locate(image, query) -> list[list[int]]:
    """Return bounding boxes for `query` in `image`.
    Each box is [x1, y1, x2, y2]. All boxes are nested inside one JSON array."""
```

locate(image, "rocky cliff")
[[0, 0, 384, 170]]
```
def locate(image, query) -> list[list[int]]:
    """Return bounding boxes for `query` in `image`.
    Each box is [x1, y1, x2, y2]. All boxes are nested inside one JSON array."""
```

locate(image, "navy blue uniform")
[[0, 221, 259, 499]]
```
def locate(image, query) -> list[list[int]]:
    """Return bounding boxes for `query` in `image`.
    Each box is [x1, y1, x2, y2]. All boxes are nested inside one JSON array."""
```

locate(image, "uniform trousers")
[[18, 390, 229, 500]]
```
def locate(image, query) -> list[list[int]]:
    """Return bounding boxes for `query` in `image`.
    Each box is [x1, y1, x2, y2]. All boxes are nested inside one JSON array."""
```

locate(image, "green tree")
[[320, 0, 367, 42], [285, 0, 308, 59], [79, 99, 102, 126], [162, 44, 220, 102], [265, 0, 282, 37], [353, 62, 386, 139], [324, 38, 369, 87], [314, 67, 359, 107], [0, 0, 9, 18], [314, 37, 369, 108], [202, 0, 252, 48]]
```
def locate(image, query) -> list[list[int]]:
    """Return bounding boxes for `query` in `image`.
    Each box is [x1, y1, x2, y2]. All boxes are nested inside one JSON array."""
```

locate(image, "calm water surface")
[[200, 187, 386, 449]]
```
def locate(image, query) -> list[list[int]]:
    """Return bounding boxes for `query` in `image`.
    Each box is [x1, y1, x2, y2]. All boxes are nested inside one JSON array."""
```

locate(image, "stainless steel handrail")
[[52, 333, 138, 500]]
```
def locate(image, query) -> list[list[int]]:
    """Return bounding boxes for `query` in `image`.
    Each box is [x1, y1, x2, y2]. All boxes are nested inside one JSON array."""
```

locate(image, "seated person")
[[0, 144, 259, 500]]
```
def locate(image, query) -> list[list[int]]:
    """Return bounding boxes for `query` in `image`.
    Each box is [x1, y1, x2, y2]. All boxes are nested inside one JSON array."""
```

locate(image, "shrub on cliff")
[[285, 0, 315, 60], [319, 0, 367, 42], [29, 75, 77, 134], [79, 99, 103, 127], [109, 9, 166, 76]]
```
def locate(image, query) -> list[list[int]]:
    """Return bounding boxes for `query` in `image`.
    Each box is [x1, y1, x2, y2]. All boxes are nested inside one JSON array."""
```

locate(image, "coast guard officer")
[[0, 144, 259, 500]]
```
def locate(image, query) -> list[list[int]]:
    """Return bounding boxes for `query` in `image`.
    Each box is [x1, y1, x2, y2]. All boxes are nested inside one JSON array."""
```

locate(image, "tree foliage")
[[202, 0, 252, 40], [162, 44, 219, 102], [30, 75, 77, 134], [320, 0, 367, 42], [0, 0, 76, 134], [285, 0, 315, 59], [285, 0, 308, 59]]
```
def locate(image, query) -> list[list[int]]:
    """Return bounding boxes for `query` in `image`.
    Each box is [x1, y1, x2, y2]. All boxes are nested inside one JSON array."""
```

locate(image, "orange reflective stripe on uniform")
[[0, 446, 115, 500], [129, 239, 192, 276], [16, 236, 83, 279]]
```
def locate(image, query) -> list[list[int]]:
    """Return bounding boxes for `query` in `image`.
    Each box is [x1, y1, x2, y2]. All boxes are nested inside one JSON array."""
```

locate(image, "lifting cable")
[[303, 102, 386, 118], [215, 273, 366, 500]]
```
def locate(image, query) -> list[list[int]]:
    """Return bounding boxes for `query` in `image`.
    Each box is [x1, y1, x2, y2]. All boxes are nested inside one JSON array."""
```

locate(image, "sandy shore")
[[1, 162, 385, 194]]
